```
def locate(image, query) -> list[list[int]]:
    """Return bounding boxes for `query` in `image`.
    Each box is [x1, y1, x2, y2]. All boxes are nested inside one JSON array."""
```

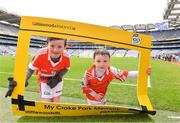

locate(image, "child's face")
[[94, 54, 110, 71], [48, 40, 66, 58]]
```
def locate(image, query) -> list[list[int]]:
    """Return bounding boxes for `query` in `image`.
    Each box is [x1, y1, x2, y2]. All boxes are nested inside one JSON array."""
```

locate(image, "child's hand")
[[146, 67, 152, 75], [116, 71, 128, 82], [95, 93, 104, 101]]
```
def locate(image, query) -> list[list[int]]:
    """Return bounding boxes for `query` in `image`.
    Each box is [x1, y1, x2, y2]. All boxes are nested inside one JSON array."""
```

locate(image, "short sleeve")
[[28, 55, 40, 70]]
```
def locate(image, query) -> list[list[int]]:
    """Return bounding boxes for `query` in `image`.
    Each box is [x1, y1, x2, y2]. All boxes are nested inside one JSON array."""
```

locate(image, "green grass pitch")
[[0, 55, 180, 122]]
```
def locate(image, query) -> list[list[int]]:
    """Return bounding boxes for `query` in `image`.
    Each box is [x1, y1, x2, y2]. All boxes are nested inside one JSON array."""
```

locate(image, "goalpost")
[[10, 16, 156, 116]]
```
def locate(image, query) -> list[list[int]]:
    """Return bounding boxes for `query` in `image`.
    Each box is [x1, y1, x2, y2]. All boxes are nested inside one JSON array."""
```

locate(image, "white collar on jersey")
[[48, 53, 62, 67], [92, 67, 110, 81]]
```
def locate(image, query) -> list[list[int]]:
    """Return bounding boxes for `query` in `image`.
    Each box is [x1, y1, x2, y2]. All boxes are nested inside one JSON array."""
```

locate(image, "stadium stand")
[[125, 50, 139, 57], [0, 3, 180, 61], [0, 21, 180, 59], [0, 23, 18, 35], [143, 29, 180, 41], [112, 50, 127, 57]]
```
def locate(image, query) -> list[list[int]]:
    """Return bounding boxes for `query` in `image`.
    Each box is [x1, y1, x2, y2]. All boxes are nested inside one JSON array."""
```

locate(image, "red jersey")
[[82, 65, 128, 101], [29, 47, 70, 83]]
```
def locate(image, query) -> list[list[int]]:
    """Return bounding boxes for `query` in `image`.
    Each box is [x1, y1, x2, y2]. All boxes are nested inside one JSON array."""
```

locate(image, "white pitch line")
[[168, 116, 180, 119], [0, 72, 13, 74], [113, 82, 137, 87], [64, 78, 138, 87], [0, 71, 37, 76], [0, 71, 138, 87]]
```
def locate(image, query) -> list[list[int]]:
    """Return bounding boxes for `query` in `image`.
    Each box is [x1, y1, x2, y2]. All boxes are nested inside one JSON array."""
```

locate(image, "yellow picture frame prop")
[[11, 16, 156, 116]]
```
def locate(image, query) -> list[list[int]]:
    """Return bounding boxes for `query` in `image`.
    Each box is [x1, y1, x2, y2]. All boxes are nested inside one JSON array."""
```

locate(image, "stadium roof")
[[164, 0, 180, 27], [0, 0, 179, 30], [0, 10, 20, 26]]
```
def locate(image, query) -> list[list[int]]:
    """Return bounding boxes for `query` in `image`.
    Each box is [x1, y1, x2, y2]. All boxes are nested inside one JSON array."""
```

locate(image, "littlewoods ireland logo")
[[132, 34, 141, 44]]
